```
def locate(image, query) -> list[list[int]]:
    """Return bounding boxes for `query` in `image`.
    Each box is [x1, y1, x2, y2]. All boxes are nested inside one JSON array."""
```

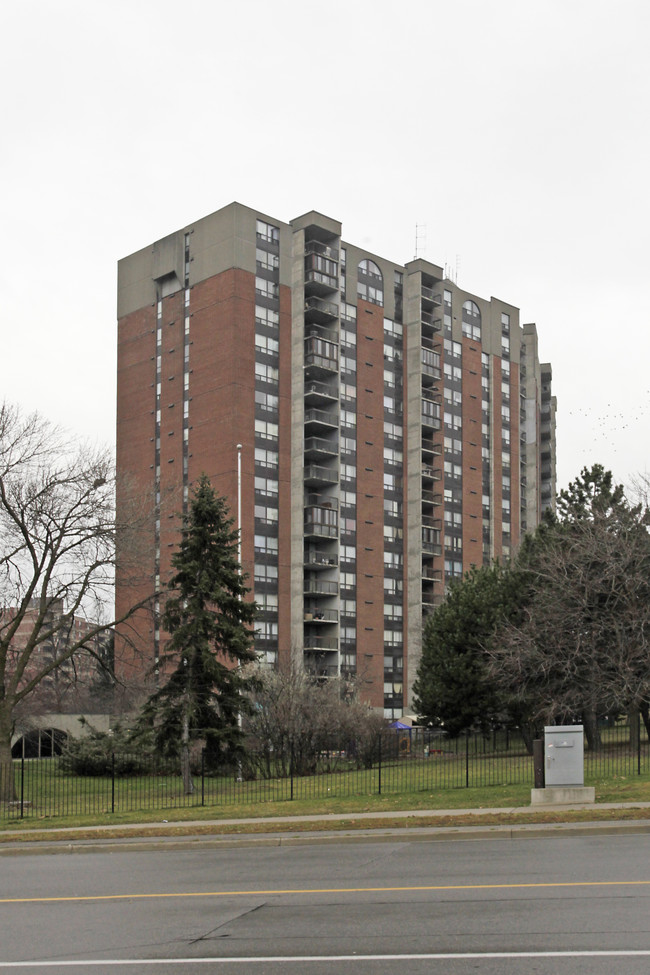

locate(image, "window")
[[255, 447, 279, 469], [462, 300, 481, 341], [255, 333, 279, 356], [255, 503, 278, 523], [255, 390, 278, 412], [254, 563, 278, 582], [256, 219, 279, 244], [357, 259, 384, 306], [444, 338, 461, 359], [383, 447, 403, 465], [254, 476, 279, 497], [383, 318, 403, 337], [384, 551, 403, 568], [255, 305, 279, 328], [255, 247, 279, 271], [255, 362, 279, 384], [255, 419, 278, 441], [383, 472, 402, 492], [444, 362, 462, 382], [255, 277, 279, 299], [257, 621, 278, 640], [254, 534, 278, 555]]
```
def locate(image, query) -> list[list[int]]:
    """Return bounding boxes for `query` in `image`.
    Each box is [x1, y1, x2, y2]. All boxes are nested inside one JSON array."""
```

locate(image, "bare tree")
[[243, 661, 384, 777], [0, 403, 153, 801], [488, 499, 650, 745]]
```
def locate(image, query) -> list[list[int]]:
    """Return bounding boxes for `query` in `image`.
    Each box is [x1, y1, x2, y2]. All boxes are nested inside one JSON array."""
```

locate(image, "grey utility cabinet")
[[544, 725, 584, 786]]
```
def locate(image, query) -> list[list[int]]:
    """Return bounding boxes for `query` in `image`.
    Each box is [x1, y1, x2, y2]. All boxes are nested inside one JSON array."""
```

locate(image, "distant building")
[[116, 202, 556, 717], [5, 599, 113, 751]]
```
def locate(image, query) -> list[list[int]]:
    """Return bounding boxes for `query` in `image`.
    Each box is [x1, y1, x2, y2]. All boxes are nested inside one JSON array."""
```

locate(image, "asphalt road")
[[1, 832, 650, 973]]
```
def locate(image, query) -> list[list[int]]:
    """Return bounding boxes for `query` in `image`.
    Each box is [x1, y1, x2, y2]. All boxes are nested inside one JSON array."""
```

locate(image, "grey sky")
[[3, 0, 649, 492]]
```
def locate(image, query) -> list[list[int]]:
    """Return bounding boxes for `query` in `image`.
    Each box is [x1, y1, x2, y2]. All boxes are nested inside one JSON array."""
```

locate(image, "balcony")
[[304, 659, 340, 679], [304, 520, 338, 538], [304, 295, 339, 323], [421, 401, 441, 431], [304, 269, 339, 297], [305, 379, 338, 406], [422, 344, 440, 372], [304, 578, 339, 597], [422, 489, 442, 506], [421, 437, 442, 457], [304, 407, 338, 432], [304, 464, 339, 487], [305, 240, 339, 262], [304, 435, 338, 460], [421, 286, 442, 306], [421, 465, 442, 481], [304, 335, 339, 376], [304, 499, 338, 538], [422, 566, 443, 581], [303, 636, 339, 652], [304, 608, 339, 623], [421, 311, 442, 332], [304, 551, 338, 570]]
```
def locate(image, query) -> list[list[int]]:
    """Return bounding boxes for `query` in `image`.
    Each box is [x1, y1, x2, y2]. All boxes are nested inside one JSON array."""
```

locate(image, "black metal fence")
[[1, 723, 648, 821]]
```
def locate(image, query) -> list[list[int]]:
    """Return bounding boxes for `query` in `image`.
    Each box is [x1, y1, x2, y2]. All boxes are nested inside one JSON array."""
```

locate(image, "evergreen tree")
[[489, 465, 650, 749], [413, 563, 527, 738], [137, 475, 258, 791]]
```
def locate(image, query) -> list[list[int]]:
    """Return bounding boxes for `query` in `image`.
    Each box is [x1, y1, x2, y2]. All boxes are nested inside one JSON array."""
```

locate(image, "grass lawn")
[[1, 769, 649, 839]]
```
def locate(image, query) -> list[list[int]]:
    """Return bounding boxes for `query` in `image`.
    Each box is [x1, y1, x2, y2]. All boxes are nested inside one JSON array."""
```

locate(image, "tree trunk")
[[582, 709, 602, 751], [181, 705, 194, 795], [0, 704, 17, 803], [641, 702, 650, 740], [628, 708, 640, 753]]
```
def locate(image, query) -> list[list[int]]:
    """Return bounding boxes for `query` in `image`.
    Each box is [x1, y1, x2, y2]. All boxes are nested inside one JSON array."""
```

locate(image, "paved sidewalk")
[[2, 800, 650, 855]]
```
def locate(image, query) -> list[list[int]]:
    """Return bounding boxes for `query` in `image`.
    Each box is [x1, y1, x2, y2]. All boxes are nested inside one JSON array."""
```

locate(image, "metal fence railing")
[[1, 722, 648, 821]]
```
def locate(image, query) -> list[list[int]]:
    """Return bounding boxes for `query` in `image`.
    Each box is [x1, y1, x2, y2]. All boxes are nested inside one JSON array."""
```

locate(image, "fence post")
[[638, 710, 642, 776], [201, 748, 205, 806], [378, 731, 382, 796], [290, 741, 294, 801], [111, 752, 115, 814], [20, 755, 25, 819], [465, 730, 470, 788]]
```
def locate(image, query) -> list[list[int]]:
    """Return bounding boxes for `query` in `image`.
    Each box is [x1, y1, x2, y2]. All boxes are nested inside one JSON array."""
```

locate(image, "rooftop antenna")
[[414, 224, 426, 260], [455, 253, 461, 285]]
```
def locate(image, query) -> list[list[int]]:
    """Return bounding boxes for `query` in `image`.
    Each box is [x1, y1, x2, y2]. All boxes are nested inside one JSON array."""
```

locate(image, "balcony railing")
[[304, 296, 339, 321], [304, 465, 339, 486], [304, 608, 339, 623], [304, 521, 338, 538], [304, 407, 338, 430], [305, 240, 339, 261], [304, 579, 339, 596], [303, 636, 339, 651], [304, 436, 338, 458], [305, 379, 338, 404]]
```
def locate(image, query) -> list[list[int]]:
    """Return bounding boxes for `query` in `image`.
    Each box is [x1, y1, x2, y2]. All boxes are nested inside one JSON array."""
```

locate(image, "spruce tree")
[[138, 475, 257, 790]]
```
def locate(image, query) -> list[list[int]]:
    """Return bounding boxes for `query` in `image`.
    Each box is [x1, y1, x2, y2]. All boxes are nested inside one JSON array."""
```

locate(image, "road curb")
[[2, 818, 650, 856]]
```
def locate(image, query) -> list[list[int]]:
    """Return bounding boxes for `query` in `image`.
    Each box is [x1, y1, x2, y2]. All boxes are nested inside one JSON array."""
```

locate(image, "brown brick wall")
[[355, 300, 387, 709], [461, 339, 483, 568]]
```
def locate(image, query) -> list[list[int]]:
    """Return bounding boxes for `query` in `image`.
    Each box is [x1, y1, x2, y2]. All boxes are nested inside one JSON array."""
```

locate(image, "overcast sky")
[[2, 0, 649, 494]]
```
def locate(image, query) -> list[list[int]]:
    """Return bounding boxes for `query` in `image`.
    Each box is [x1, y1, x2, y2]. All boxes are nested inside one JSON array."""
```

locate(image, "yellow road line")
[[2, 879, 650, 905]]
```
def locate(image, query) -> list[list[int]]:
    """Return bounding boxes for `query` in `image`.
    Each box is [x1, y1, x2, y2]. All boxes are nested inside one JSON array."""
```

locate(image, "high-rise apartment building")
[[116, 202, 556, 717]]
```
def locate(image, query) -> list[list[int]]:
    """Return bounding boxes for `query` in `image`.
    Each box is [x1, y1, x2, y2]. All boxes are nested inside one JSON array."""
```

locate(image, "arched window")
[[462, 300, 481, 340], [357, 259, 384, 307]]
